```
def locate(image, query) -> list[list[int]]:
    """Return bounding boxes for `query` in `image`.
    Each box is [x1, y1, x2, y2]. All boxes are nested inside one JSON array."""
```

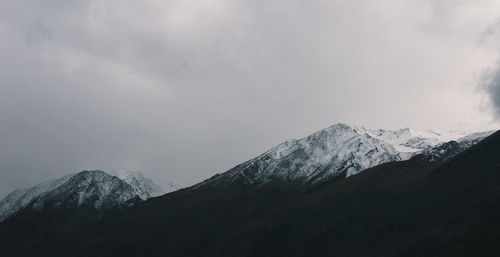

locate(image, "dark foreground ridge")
[[1, 131, 500, 257]]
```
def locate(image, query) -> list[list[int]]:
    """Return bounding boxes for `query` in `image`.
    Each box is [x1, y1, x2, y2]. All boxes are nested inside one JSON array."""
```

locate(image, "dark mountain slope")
[[2, 131, 500, 257], [242, 131, 500, 257], [240, 131, 500, 257]]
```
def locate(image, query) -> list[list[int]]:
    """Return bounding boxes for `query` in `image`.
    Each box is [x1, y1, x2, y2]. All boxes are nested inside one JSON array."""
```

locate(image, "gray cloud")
[[481, 62, 500, 118], [0, 0, 499, 197], [479, 19, 500, 119]]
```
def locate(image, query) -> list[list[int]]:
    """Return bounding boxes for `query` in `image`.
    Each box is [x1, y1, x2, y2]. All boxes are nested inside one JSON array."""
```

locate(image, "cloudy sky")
[[1, 0, 500, 197]]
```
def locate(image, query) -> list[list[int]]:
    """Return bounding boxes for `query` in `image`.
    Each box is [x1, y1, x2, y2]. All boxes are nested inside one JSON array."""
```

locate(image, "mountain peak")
[[0, 169, 169, 222], [30, 170, 138, 211], [197, 124, 494, 188], [109, 168, 179, 199], [326, 122, 354, 130]]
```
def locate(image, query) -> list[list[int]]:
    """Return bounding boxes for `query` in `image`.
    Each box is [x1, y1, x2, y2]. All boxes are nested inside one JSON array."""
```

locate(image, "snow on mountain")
[[109, 168, 165, 200], [29, 170, 139, 211], [109, 169, 181, 199], [457, 131, 496, 146], [160, 181, 182, 194], [415, 131, 496, 163], [0, 169, 170, 222], [198, 123, 494, 187], [355, 127, 466, 154], [0, 173, 74, 222]]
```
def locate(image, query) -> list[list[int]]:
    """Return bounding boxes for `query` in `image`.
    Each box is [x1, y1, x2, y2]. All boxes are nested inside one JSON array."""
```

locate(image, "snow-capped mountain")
[[110, 168, 166, 200], [412, 130, 497, 163], [198, 123, 494, 187], [29, 170, 139, 211], [0, 169, 170, 222], [354, 127, 471, 157]]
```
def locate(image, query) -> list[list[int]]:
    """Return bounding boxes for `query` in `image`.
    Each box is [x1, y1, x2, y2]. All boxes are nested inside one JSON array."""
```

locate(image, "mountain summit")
[[109, 168, 177, 200], [198, 123, 493, 187]]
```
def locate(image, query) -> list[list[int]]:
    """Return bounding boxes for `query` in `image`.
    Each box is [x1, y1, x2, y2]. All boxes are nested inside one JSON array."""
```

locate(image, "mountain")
[[0, 169, 175, 254], [0, 173, 75, 222], [5, 130, 498, 257], [197, 123, 493, 188], [109, 168, 172, 200], [0, 169, 167, 223], [27, 170, 140, 212], [0, 124, 495, 256]]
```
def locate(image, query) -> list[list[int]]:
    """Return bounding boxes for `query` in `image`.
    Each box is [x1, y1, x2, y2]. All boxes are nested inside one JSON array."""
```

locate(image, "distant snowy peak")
[[109, 168, 164, 200], [109, 169, 181, 198], [356, 126, 460, 153], [198, 123, 494, 188], [0, 169, 173, 222], [160, 181, 182, 194]]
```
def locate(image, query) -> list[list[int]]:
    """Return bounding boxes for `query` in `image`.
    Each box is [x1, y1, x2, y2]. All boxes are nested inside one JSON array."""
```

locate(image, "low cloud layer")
[[0, 0, 499, 197]]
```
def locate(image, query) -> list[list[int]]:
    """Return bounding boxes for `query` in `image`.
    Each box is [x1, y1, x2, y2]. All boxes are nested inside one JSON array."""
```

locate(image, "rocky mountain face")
[[197, 123, 494, 188], [28, 170, 140, 212]]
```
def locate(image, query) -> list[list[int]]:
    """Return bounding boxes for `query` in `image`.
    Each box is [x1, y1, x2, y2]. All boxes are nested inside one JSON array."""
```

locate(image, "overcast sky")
[[1, 0, 500, 197]]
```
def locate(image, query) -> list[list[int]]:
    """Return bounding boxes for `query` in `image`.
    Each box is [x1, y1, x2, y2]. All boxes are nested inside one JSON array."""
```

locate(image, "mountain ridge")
[[8, 130, 498, 257], [196, 123, 494, 188]]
